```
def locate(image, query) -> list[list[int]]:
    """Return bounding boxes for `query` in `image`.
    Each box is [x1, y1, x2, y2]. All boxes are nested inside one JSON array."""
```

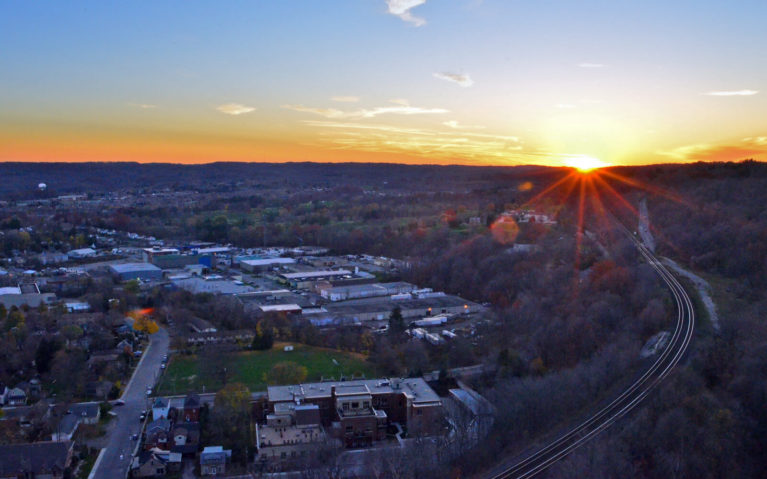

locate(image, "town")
[[0, 218, 498, 478]]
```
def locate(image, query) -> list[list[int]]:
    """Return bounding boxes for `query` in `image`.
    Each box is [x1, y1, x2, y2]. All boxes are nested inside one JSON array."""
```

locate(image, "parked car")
[[113, 399, 125, 406]]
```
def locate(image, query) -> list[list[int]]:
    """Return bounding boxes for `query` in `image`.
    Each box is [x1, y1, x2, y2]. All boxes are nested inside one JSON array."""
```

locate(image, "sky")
[[1, 0, 766, 167]]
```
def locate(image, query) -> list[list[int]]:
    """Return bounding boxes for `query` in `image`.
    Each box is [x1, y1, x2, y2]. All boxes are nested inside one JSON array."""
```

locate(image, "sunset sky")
[[1, 1, 766, 167]]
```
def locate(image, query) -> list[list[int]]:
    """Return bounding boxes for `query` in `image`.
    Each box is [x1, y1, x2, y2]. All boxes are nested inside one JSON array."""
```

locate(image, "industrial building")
[[256, 377, 443, 452], [109, 262, 163, 282], [240, 257, 296, 272], [318, 282, 416, 302], [279, 269, 353, 289], [323, 295, 482, 322]]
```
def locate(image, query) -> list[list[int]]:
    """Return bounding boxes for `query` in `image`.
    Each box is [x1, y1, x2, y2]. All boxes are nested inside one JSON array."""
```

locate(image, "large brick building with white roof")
[[256, 377, 443, 451]]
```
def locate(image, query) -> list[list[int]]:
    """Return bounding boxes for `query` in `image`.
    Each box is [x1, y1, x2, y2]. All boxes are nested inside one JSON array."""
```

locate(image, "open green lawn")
[[155, 342, 377, 395]]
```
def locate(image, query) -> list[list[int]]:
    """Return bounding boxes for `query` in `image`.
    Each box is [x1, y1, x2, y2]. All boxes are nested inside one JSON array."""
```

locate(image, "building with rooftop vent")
[[261, 377, 443, 449]]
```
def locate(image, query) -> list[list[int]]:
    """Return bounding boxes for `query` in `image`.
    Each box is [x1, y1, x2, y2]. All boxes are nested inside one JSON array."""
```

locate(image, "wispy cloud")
[[433, 72, 474, 87], [578, 62, 605, 68], [386, 0, 427, 26], [555, 103, 576, 109], [443, 120, 485, 130], [216, 103, 256, 115], [705, 90, 758, 96], [301, 120, 529, 165], [659, 136, 767, 162], [128, 102, 157, 109], [331, 96, 360, 103], [282, 101, 448, 119]]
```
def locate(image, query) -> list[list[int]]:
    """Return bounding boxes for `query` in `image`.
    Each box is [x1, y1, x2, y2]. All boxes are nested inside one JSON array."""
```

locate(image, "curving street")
[[484, 229, 696, 479]]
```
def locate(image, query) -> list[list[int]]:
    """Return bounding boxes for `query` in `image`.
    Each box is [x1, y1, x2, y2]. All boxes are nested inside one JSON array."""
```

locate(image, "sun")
[[563, 154, 608, 173]]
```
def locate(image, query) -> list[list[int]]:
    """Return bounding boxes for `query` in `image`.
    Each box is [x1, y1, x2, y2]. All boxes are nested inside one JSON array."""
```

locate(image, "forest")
[[1, 160, 766, 477]]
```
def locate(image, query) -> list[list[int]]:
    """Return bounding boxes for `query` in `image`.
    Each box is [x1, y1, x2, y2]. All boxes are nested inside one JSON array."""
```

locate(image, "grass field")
[[155, 342, 377, 395]]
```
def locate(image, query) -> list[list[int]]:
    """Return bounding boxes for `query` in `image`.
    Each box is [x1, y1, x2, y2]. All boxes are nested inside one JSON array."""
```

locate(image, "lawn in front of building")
[[155, 342, 377, 395]]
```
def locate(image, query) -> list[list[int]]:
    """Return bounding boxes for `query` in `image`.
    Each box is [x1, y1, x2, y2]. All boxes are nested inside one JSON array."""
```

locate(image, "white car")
[[145, 388, 152, 396]]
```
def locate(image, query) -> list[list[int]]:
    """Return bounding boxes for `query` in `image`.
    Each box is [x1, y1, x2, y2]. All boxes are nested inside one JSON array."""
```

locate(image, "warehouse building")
[[110, 262, 163, 282], [240, 257, 296, 273], [318, 282, 416, 302], [323, 295, 482, 322]]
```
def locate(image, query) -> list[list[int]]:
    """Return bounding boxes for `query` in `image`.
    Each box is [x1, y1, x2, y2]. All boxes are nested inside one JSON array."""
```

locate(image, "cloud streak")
[[705, 90, 758, 96], [331, 96, 360, 103], [386, 0, 427, 26], [433, 71, 474, 87], [578, 62, 605, 68], [301, 120, 530, 165], [443, 120, 485, 130], [282, 101, 448, 119], [128, 103, 157, 109], [658, 136, 767, 162], [216, 103, 256, 115]]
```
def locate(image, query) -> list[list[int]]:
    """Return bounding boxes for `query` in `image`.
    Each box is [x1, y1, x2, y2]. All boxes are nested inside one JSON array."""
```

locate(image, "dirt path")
[[662, 257, 720, 330]]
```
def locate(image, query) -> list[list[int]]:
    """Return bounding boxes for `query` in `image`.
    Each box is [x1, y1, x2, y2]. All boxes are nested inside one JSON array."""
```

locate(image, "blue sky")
[[2, 0, 766, 165]]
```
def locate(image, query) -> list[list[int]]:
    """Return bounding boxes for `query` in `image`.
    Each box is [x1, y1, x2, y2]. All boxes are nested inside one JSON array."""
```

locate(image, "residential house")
[[130, 448, 181, 478], [145, 418, 172, 450], [152, 397, 170, 420], [200, 446, 231, 476], [6, 387, 26, 406], [170, 422, 200, 456], [0, 441, 74, 479], [182, 393, 201, 422]]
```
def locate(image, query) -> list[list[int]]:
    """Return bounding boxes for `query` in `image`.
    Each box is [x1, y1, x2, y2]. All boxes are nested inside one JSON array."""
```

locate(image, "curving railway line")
[[485, 228, 696, 479]]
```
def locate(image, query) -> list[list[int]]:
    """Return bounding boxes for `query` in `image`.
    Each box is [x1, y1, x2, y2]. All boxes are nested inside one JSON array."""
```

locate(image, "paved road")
[[91, 328, 169, 479], [483, 227, 696, 479]]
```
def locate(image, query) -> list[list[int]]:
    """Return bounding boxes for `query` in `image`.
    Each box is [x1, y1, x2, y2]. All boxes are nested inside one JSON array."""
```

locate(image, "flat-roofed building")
[[109, 262, 163, 282], [319, 282, 416, 302], [263, 377, 443, 446], [323, 295, 482, 322], [255, 403, 328, 469], [280, 270, 352, 289], [240, 257, 296, 272]]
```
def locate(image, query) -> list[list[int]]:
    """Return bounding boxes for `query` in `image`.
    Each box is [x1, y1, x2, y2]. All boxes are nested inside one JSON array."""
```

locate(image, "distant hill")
[[0, 162, 556, 199]]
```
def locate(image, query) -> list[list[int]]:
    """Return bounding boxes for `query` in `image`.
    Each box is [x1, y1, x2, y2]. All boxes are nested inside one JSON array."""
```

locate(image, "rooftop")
[[268, 377, 441, 405], [0, 441, 73, 476], [110, 262, 162, 274], [241, 257, 296, 266], [257, 423, 324, 448], [281, 269, 352, 280]]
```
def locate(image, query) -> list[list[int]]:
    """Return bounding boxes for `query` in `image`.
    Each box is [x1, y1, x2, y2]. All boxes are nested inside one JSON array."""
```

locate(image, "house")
[[85, 380, 114, 400], [170, 422, 200, 455], [0, 441, 74, 478], [182, 393, 201, 422], [6, 386, 27, 406], [145, 418, 172, 450], [200, 446, 231, 476], [51, 403, 100, 441], [152, 397, 171, 420], [130, 448, 181, 478], [72, 402, 101, 425]]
